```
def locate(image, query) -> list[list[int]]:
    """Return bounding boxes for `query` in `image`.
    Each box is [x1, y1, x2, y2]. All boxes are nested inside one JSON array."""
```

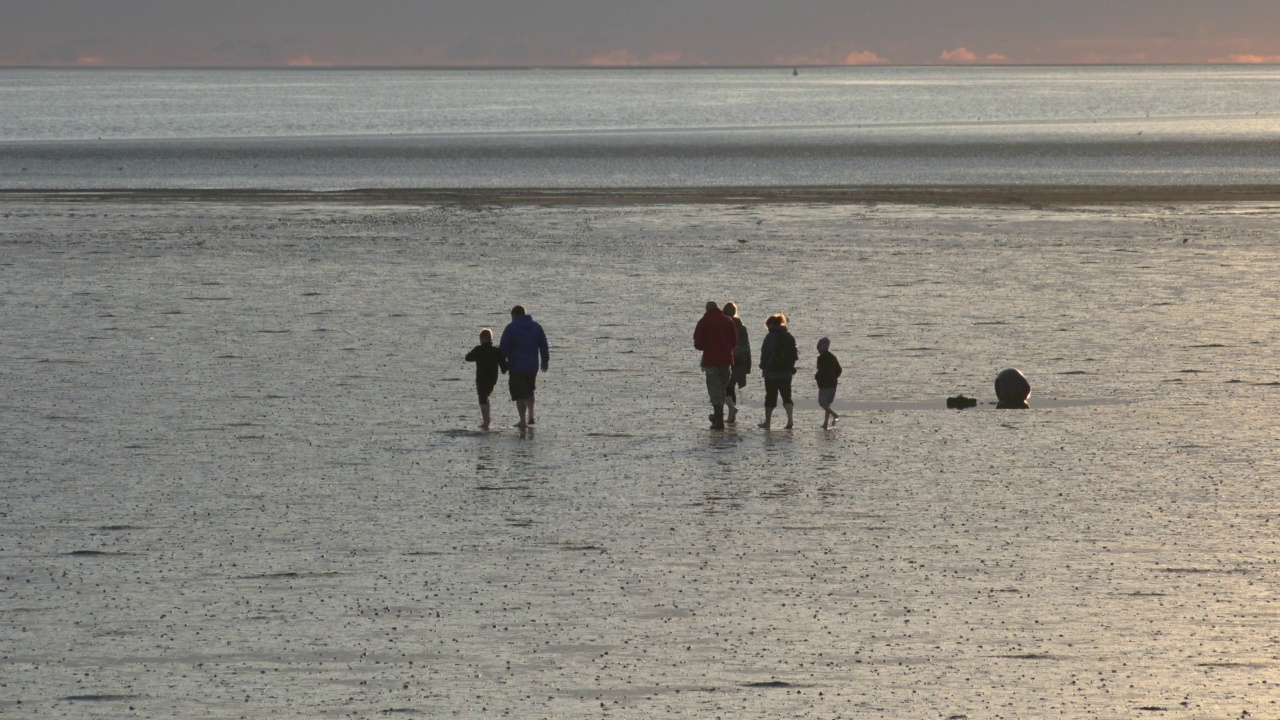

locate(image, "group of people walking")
[[695, 301, 842, 430], [465, 302, 844, 431]]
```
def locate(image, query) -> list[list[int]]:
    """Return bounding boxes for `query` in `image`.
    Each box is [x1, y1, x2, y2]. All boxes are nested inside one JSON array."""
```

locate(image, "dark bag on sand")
[[773, 333, 798, 372]]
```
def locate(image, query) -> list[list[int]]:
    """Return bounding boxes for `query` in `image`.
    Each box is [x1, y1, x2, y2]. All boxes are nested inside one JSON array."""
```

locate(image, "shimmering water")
[[3, 66, 1280, 189]]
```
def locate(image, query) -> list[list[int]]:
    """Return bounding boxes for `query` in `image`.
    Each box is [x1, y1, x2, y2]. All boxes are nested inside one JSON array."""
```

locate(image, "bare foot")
[[514, 421, 527, 428], [784, 423, 793, 430], [757, 422, 770, 429]]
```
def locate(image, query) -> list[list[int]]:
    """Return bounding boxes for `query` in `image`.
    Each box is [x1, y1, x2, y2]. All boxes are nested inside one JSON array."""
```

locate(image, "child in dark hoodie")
[[815, 337, 842, 429], [465, 328, 508, 429]]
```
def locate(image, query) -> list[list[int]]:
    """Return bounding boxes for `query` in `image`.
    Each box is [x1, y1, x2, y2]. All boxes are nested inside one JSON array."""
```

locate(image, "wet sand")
[[3, 196, 1280, 718], [8, 183, 1280, 206]]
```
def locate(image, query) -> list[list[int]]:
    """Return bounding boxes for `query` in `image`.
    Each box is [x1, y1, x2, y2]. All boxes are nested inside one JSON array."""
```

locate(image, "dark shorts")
[[477, 380, 497, 405], [764, 377, 793, 408], [509, 372, 537, 401], [818, 386, 837, 407]]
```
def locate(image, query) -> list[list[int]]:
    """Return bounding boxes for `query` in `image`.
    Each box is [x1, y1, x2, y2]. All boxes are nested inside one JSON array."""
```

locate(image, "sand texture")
[[10, 184, 1280, 206], [3, 198, 1280, 718]]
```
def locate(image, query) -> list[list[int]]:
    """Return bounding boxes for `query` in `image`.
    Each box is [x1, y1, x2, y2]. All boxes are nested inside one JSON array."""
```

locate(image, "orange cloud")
[[76, 56, 106, 65], [843, 50, 887, 65], [1210, 53, 1280, 63], [588, 49, 640, 66], [985, 53, 1009, 62], [774, 48, 886, 65], [939, 47, 977, 62], [644, 51, 684, 66], [1050, 35, 1276, 64], [287, 54, 331, 67], [587, 49, 683, 66]]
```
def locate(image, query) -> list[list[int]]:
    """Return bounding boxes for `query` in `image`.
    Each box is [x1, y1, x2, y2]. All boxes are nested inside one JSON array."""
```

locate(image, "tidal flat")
[[2, 198, 1279, 718]]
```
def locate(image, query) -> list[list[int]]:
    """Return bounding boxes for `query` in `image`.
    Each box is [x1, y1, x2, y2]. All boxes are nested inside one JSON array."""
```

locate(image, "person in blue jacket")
[[758, 313, 798, 430], [498, 305, 550, 428]]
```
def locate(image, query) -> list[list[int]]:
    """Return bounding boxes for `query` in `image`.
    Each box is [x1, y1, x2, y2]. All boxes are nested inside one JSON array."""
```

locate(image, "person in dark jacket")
[[499, 305, 550, 428], [693, 300, 738, 430], [465, 327, 509, 430], [815, 337, 842, 430], [758, 313, 797, 430], [722, 301, 751, 425]]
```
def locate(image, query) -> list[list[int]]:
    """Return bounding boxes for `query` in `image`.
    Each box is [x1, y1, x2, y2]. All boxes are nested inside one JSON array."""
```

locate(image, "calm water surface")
[[2, 66, 1280, 188]]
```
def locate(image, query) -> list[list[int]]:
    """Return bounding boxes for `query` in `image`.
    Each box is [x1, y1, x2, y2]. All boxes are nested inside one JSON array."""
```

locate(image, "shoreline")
[[5, 185, 1280, 206]]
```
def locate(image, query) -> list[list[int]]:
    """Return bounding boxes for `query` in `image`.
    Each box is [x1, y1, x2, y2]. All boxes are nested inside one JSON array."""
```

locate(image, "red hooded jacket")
[[694, 308, 739, 368]]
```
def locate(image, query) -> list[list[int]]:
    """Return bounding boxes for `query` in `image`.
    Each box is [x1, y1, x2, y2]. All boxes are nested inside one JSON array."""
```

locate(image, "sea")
[[5, 67, 1280, 719], [2, 65, 1280, 190]]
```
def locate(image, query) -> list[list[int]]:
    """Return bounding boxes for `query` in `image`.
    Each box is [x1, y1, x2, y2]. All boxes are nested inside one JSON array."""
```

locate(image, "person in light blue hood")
[[499, 305, 550, 428]]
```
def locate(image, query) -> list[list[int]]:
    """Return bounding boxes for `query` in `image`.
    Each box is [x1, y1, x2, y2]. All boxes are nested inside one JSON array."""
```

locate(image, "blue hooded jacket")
[[499, 315, 550, 375], [759, 325, 797, 380]]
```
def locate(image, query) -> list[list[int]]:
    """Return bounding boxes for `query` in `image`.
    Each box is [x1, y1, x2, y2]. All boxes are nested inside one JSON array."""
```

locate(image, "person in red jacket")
[[693, 300, 738, 430]]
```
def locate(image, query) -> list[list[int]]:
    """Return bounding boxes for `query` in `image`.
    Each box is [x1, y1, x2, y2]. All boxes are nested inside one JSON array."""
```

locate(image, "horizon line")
[[4, 61, 1280, 71], [9, 185, 1280, 206]]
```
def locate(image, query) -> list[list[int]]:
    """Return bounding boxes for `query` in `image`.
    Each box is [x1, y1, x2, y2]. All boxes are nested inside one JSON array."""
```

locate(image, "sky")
[[4, 0, 1280, 67]]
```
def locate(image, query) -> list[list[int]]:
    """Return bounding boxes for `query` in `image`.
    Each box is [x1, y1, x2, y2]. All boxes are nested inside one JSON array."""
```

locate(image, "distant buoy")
[[995, 368, 1031, 409]]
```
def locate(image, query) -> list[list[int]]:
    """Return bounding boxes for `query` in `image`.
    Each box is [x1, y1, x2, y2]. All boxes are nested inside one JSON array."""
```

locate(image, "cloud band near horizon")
[[3, 0, 1280, 67]]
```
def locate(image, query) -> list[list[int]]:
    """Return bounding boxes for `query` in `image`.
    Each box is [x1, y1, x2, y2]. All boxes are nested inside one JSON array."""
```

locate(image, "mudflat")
[[3, 197, 1278, 718], [8, 184, 1280, 206]]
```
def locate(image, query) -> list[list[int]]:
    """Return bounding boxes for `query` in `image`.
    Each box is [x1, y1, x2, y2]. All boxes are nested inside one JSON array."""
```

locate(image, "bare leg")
[[820, 403, 829, 430], [783, 403, 794, 429], [480, 402, 491, 430], [527, 397, 536, 425], [759, 406, 773, 429], [515, 400, 528, 428], [725, 396, 737, 424]]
